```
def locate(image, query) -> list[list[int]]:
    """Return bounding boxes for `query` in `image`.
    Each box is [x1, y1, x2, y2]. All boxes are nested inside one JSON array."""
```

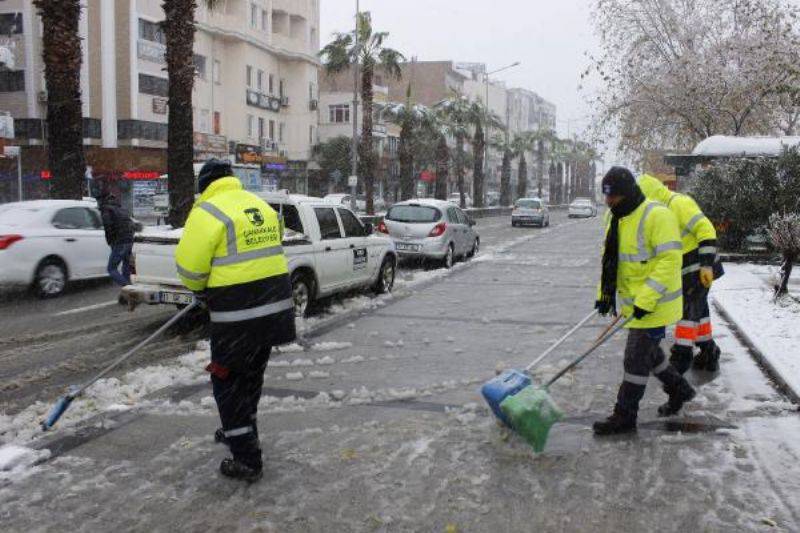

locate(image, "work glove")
[[632, 306, 651, 320], [193, 292, 208, 309], [699, 267, 714, 289], [595, 295, 617, 317]]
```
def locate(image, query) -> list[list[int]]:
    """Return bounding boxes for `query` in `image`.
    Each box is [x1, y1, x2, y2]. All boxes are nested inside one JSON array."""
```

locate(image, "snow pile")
[[0, 445, 50, 482], [316, 356, 336, 365], [713, 263, 800, 399], [311, 341, 353, 352], [285, 372, 304, 381]]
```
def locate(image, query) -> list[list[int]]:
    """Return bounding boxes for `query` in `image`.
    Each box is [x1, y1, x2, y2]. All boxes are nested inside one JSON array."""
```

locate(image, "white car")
[[125, 192, 397, 317], [568, 197, 598, 218], [0, 200, 110, 297], [447, 192, 473, 207], [323, 193, 367, 212]]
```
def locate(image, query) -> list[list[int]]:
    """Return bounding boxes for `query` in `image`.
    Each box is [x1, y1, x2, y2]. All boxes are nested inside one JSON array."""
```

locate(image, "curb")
[[712, 297, 800, 405]]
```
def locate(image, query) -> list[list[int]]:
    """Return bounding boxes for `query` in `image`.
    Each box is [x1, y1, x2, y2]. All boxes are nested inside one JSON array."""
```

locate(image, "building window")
[[247, 114, 255, 138], [279, 79, 284, 98], [269, 120, 275, 141], [193, 54, 207, 80], [279, 122, 285, 142], [329, 104, 350, 124], [309, 125, 314, 145], [250, 3, 258, 29], [213, 111, 221, 134], [308, 82, 315, 100], [246, 65, 252, 87], [0, 70, 25, 92], [199, 109, 210, 133], [258, 117, 265, 141], [138, 74, 168, 97], [262, 9, 269, 31], [268, 74, 274, 95], [257, 69, 264, 92], [0, 13, 23, 35], [213, 60, 221, 84], [138, 18, 165, 44]]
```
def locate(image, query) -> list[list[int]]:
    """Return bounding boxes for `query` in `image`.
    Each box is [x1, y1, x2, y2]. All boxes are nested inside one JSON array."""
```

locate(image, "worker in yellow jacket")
[[638, 174, 723, 374], [176, 159, 295, 482], [593, 167, 695, 435]]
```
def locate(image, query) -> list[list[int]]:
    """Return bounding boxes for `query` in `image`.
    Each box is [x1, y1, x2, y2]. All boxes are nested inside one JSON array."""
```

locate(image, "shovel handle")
[[594, 313, 622, 343], [524, 310, 598, 372]]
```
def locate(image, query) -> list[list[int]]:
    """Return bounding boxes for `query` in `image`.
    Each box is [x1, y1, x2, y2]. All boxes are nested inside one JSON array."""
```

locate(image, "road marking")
[[54, 300, 118, 317]]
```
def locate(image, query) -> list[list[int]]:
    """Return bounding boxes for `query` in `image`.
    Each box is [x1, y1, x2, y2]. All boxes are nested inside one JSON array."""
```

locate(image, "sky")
[[320, 0, 601, 142]]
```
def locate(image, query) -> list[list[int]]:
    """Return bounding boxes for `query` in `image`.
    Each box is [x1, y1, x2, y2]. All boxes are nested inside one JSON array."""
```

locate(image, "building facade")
[[0, 0, 320, 207]]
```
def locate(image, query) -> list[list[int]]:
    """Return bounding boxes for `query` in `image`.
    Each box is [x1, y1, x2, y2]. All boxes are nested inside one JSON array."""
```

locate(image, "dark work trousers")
[[208, 325, 272, 470], [616, 328, 685, 417]]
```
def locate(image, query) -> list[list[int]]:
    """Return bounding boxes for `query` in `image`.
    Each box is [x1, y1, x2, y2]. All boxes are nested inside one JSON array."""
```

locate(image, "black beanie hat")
[[601, 166, 637, 197], [197, 158, 233, 193]]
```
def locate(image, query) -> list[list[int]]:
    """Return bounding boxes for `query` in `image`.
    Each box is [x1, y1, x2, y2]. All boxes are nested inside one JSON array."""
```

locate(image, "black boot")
[[658, 378, 696, 417], [214, 428, 229, 446], [593, 408, 637, 435], [220, 458, 263, 482], [669, 345, 693, 375], [694, 343, 721, 372]]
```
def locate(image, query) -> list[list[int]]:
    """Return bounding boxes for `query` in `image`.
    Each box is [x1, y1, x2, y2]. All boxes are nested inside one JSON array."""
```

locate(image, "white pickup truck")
[[124, 192, 397, 316]]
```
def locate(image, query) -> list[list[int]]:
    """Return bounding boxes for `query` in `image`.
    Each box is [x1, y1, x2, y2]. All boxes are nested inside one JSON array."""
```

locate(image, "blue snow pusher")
[[481, 370, 531, 426]]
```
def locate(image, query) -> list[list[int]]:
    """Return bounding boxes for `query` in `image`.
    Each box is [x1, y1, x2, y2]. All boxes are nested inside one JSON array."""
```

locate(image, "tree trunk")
[[456, 133, 466, 208], [500, 149, 512, 206], [517, 154, 527, 199], [434, 134, 449, 200], [34, 0, 86, 200], [775, 252, 796, 297], [359, 65, 376, 214], [398, 116, 414, 201], [537, 139, 545, 199], [163, 0, 197, 228], [472, 124, 485, 208]]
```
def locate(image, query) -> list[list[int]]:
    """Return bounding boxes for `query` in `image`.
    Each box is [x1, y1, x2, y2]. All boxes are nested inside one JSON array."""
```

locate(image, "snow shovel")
[[41, 301, 200, 431], [500, 314, 632, 452], [481, 310, 598, 426]]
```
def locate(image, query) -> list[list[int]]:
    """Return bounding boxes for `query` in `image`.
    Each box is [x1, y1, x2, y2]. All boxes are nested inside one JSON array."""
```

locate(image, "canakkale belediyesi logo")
[[244, 208, 265, 226]]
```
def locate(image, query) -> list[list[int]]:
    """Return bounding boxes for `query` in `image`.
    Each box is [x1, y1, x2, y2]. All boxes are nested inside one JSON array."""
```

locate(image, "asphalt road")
[[3, 210, 799, 532]]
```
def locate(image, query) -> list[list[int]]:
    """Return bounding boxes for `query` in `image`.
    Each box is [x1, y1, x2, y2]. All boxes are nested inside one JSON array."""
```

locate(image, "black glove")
[[595, 295, 617, 317], [193, 292, 208, 308], [633, 306, 651, 320]]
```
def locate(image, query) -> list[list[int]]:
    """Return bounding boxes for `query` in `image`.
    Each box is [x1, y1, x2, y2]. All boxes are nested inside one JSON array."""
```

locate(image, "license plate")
[[160, 291, 194, 305], [396, 243, 421, 252]]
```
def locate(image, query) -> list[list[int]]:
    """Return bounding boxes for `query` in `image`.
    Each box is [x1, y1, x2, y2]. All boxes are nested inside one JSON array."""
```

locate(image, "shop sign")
[[123, 171, 162, 180], [206, 134, 228, 153]]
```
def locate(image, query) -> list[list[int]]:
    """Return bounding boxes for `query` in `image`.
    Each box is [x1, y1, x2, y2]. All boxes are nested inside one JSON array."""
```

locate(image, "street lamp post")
[[483, 61, 520, 206], [350, 0, 360, 212]]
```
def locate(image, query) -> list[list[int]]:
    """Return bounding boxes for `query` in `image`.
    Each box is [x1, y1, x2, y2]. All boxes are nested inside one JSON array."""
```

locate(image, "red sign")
[[419, 170, 435, 183], [123, 171, 161, 180], [41, 170, 51, 180]]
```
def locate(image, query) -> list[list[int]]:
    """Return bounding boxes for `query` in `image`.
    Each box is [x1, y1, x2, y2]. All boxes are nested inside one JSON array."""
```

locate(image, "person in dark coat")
[[99, 192, 135, 287]]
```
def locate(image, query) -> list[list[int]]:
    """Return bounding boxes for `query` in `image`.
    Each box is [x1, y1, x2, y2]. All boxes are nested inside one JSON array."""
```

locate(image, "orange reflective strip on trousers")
[[697, 319, 713, 342], [675, 321, 697, 346]]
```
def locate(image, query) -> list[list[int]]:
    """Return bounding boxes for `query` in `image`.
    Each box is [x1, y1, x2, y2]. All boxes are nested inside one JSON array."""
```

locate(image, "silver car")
[[378, 199, 479, 268], [568, 197, 597, 218], [511, 197, 550, 227]]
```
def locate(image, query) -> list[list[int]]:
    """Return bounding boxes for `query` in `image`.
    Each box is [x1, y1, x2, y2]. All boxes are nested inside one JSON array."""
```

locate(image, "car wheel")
[[442, 244, 454, 269], [467, 238, 480, 258], [34, 259, 68, 298], [290, 271, 315, 317], [511, 220, 517, 227], [372, 256, 396, 294]]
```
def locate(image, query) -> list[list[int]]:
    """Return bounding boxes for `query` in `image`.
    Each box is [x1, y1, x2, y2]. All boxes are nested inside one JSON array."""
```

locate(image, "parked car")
[[378, 199, 479, 269], [0, 199, 110, 297], [511, 197, 550, 227], [447, 192, 473, 208], [568, 197, 597, 218], [125, 192, 397, 317], [486, 191, 501, 207]]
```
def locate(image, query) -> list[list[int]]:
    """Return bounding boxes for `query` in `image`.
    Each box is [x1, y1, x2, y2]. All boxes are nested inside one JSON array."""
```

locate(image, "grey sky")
[[320, 0, 600, 139]]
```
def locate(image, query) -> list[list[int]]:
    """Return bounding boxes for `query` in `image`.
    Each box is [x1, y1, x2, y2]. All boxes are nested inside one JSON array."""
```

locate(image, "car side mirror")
[[363, 223, 374, 235]]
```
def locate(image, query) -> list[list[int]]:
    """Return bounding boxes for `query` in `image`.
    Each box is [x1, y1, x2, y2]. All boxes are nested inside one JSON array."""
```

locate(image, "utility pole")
[[350, 0, 359, 212]]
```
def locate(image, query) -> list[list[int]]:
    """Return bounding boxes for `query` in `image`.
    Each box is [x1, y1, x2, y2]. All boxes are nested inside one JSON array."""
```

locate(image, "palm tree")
[[162, 0, 223, 227], [490, 132, 514, 206], [434, 132, 449, 200], [467, 100, 503, 208], [435, 95, 472, 208], [530, 127, 559, 199], [382, 90, 431, 201], [320, 12, 404, 214], [33, 0, 86, 200], [511, 132, 536, 200]]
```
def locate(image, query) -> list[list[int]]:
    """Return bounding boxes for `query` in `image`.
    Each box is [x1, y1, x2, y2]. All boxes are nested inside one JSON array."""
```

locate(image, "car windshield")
[[386, 205, 441, 223], [516, 200, 541, 209]]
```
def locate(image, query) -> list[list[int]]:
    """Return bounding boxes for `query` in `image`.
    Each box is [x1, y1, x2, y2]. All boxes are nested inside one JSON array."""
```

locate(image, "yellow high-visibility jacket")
[[598, 199, 683, 328], [637, 174, 718, 276]]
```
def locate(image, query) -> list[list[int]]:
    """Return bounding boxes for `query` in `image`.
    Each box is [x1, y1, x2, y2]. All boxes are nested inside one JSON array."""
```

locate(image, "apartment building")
[[0, 0, 320, 205], [508, 87, 557, 134]]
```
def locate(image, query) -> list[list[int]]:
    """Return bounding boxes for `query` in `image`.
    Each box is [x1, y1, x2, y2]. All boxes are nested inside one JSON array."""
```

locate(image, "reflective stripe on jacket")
[[637, 174, 717, 271], [175, 176, 293, 327], [597, 199, 683, 329]]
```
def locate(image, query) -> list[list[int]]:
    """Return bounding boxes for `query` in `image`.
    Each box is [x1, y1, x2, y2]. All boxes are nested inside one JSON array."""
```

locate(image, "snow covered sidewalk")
[[713, 262, 800, 403]]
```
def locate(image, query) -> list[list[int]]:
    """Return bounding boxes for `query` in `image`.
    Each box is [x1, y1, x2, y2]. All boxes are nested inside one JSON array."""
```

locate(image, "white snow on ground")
[[713, 263, 800, 399], [0, 445, 50, 482], [311, 341, 353, 351]]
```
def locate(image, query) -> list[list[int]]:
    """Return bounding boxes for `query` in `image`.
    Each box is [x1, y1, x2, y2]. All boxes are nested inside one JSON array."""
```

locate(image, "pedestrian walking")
[[593, 167, 696, 435], [175, 159, 295, 482], [98, 192, 135, 288], [638, 174, 723, 373]]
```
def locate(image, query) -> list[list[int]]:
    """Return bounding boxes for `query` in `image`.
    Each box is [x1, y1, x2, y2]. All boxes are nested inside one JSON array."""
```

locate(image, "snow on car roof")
[[692, 135, 800, 157], [393, 198, 452, 208]]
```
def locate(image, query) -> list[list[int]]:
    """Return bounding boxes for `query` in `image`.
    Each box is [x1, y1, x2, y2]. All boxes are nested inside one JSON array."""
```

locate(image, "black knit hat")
[[197, 158, 233, 193], [601, 166, 637, 197]]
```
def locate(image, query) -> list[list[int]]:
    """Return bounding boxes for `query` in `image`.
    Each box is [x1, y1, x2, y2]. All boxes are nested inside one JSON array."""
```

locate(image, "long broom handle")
[[544, 315, 632, 388], [71, 301, 200, 398], [524, 310, 598, 372]]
